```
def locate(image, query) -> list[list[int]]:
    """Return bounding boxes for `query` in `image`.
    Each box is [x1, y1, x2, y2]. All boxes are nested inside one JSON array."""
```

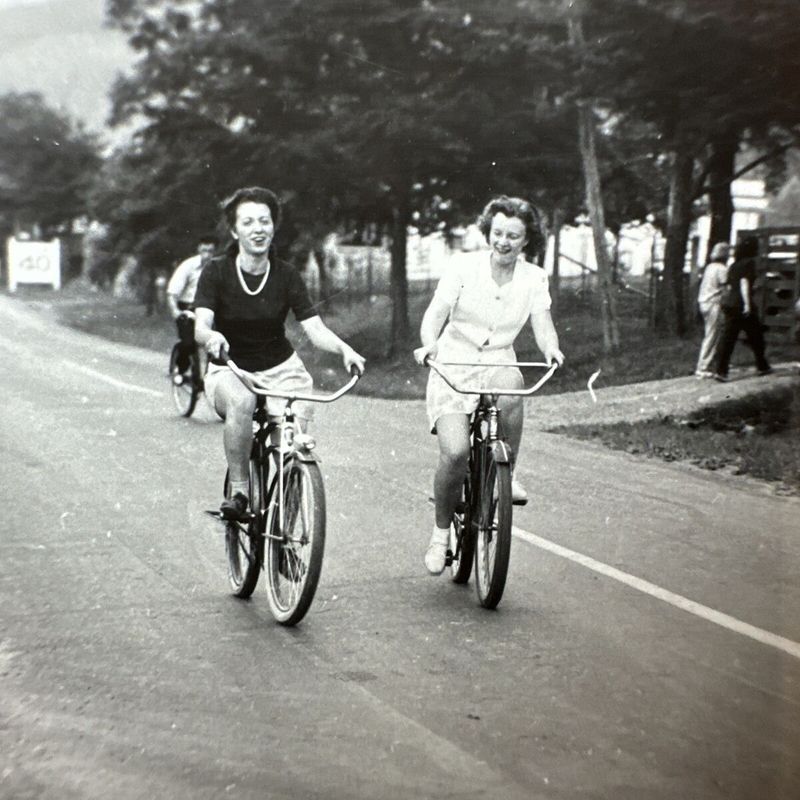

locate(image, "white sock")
[[430, 524, 450, 545]]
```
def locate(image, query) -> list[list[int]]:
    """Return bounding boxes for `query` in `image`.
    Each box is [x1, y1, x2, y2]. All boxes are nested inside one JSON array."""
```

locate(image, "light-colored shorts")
[[426, 361, 522, 433], [205, 352, 315, 421]]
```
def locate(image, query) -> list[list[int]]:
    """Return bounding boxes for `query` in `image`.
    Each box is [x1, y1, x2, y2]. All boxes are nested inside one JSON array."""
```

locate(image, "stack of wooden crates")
[[739, 227, 800, 344]]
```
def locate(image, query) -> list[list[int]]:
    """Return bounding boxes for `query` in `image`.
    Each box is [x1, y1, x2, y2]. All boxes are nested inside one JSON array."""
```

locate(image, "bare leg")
[[495, 368, 524, 467], [212, 372, 256, 485], [433, 414, 471, 529], [497, 395, 523, 467]]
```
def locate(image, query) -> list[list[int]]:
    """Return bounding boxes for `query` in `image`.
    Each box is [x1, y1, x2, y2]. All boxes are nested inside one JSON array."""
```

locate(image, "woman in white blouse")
[[414, 196, 564, 575]]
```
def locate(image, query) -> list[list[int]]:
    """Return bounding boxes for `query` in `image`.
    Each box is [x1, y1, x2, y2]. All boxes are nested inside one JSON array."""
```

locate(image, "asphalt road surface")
[[1, 295, 798, 800]]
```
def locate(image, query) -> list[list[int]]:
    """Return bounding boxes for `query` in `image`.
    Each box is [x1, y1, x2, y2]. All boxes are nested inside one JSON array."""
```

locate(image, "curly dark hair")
[[220, 186, 282, 231], [477, 195, 546, 261]]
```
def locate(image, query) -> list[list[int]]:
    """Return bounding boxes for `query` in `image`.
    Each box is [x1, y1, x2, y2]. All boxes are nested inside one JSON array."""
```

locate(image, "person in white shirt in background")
[[694, 241, 731, 378], [414, 196, 564, 575], [167, 235, 217, 375]]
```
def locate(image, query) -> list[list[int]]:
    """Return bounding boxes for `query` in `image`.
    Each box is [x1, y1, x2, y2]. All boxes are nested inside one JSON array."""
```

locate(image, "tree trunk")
[[311, 244, 334, 309], [388, 189, 411, 358], [551, 208, 563, 317], [705, 132, 737, 260], [568, 12, 619, 352], [576, 101, 620, 351], [658, 148, 695, 336]]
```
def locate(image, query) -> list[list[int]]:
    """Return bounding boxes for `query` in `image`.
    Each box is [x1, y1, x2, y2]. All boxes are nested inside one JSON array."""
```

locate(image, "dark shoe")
[[220, 492, 249, 521], [713, 373, 729, 383]]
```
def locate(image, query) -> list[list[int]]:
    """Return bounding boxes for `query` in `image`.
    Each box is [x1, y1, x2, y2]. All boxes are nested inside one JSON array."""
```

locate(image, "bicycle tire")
[[169, 342, 200, 417], [473, 448, 512, 609], [449, 476, 475, 584], [265, 459, 325, 626], [224, 462, 263, 598]]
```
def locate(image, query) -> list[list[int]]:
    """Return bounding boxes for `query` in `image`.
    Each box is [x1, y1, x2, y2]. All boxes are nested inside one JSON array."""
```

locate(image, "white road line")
[[64, 361, 164, 398], [513, 526, 800, 661]]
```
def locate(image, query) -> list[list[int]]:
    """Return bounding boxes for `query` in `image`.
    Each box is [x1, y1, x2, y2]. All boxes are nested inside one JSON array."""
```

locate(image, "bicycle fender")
[[490, 440, 512, 465], [293, 448, 319, 463]]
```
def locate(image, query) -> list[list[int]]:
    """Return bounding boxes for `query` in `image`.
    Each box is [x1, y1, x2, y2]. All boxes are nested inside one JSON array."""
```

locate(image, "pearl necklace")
[[236, 255, 270, 296]]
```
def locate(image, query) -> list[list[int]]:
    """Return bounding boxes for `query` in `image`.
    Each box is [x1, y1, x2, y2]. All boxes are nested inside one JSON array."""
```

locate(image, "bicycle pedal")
[[445, 550, 454, 567]]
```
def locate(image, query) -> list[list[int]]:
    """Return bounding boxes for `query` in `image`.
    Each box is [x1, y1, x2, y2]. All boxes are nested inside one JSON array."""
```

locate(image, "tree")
[[0, 92, 99, 237], [574, 0, 800, 334], [567, 4, 620, 352], [103, 0, 590, 353]]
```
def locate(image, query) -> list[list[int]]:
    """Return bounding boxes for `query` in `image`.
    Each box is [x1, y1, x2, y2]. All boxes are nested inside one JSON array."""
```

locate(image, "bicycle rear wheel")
[[224, 461, 263, 598], [169, 342, 200, 417], [473, 448, 512, 609], [449, 477, 475, 584], [265, 459, 325, 626]]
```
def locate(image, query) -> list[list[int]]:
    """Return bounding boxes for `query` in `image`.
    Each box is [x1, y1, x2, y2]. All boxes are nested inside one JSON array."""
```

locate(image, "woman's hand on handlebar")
[[544, 346, 565, 367], [205, 332, 230, 360], [341, 346, 366, 376], [413, 342, 438, 366]]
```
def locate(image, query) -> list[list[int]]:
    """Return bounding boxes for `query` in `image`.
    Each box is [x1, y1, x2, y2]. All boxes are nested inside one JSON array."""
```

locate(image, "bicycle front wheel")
[[265, 459, 326, 626], [473, 449, 512, 609], [224, 462, 263, 598], [169, 342, 199, 417]]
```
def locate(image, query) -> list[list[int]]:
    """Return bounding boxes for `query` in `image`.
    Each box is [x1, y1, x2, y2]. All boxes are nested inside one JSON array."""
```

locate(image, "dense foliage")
[[0, 92, 100, 237], [92, 0, 800, 345]]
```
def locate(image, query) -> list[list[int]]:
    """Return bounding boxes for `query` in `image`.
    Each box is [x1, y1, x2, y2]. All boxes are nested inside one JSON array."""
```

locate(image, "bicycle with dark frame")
[[168, 309, 205, 417], [207, 355, 361, 626], [423, 357, 557, 609]]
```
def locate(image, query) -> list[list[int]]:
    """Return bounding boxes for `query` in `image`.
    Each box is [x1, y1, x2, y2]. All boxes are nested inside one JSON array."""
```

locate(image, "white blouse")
[[433, 251, 552, 357]]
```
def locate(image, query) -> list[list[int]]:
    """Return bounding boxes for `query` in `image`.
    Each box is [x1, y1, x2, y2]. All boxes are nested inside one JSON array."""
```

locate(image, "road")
[[1, 294, 798, 800]]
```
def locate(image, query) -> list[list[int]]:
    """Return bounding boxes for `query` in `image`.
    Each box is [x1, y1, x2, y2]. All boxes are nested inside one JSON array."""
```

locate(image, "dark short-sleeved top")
[[194, 253, 317, 371], [726, 257, 757, 310]]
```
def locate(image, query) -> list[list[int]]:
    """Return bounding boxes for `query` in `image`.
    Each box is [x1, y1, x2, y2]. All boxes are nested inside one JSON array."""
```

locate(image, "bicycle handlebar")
[[424, 357, 557, 397], [223, 354, 361, 403]]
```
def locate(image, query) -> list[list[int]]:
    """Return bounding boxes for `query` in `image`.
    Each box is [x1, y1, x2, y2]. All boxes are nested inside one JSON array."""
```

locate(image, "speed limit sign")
[[6, 237, 61, 291]]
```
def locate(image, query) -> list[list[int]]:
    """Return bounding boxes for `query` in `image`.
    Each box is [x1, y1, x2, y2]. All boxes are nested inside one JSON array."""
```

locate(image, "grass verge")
[[550, 384, 800, 493]]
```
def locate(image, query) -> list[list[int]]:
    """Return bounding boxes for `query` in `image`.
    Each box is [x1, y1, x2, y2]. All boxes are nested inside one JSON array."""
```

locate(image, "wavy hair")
[[477, 195, 546, 261], [220, 186, 282, 231]]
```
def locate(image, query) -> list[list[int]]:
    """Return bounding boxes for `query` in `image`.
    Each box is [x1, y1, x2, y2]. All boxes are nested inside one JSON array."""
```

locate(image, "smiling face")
[[488, 212, 528, 264], [231, 201, 274, 257]]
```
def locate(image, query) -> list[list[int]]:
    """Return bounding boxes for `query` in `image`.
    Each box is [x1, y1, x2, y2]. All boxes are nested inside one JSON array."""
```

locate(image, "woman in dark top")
[[714, 235, 771, 382], [195, 186, 365, 520]]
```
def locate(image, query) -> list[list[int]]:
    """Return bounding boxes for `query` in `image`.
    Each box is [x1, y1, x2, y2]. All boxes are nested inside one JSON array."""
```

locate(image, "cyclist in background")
[[167, 235, 217, 373]]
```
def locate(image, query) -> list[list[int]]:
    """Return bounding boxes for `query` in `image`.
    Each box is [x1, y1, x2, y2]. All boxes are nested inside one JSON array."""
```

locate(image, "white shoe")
[[511, 479, 528, 506], [424, 526, 450, 575]]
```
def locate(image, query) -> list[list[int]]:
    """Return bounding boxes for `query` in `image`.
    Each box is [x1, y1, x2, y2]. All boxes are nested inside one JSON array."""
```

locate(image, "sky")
[[0, 0, 132, 136]]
